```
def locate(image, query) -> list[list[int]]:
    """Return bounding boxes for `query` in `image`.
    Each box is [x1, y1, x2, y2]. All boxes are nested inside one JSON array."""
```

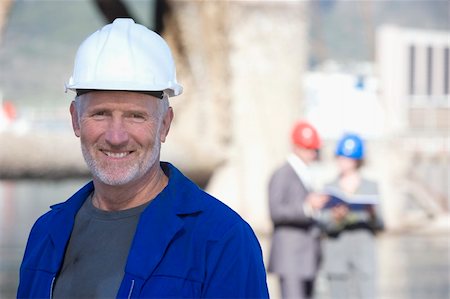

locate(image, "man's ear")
[[70, 101, 81, 137], [160, 107, 174, 143]]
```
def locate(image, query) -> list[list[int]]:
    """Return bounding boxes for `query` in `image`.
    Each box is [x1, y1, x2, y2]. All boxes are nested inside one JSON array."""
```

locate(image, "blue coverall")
[[17, 163, 269, 298]]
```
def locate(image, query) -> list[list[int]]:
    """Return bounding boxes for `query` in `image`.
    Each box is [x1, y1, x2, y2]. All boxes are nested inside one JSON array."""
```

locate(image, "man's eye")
[[92, 111, 107, 119], [130, 113, 146, 121]]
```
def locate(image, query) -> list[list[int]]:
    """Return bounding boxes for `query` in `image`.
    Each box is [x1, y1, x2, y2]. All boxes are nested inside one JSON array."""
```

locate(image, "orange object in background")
[[2, 101, 17, 121], [291, 120, 321, 150]]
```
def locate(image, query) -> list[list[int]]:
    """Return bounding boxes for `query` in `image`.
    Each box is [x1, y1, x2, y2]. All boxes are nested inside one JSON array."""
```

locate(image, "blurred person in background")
[[17, 18, 269, 298], [319, 133, 384, 299], [268, 121, 327, 299]]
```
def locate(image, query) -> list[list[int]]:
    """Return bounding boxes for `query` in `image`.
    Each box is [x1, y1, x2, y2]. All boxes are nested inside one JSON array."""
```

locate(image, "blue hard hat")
[[335, 133, 365, 159]]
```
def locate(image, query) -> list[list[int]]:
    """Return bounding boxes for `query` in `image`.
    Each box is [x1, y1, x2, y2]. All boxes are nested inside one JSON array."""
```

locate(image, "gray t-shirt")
[[52, 194, 150, 299]]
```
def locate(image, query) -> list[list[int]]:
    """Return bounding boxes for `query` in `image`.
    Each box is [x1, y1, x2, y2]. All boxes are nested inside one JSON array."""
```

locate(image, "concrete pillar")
[[162, 1, 308, 232], [206, 2, 308, 233], [0, 0, 13, 44]]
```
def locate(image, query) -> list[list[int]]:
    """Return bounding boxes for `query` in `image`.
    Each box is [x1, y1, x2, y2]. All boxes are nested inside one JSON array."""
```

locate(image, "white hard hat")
[[66, 18, 182, 97]]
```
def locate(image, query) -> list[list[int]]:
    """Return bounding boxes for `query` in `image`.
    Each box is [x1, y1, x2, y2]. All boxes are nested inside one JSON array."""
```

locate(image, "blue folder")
[[322, 186, 378, 211]]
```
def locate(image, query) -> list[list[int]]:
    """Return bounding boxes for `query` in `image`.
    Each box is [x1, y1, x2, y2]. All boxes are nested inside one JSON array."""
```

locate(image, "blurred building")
[[377, 25, 449, 134], [303, 64, 384, 140], [376, 25, 449, 229]]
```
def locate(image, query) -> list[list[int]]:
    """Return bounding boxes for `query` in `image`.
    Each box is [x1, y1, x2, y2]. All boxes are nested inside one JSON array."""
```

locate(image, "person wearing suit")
[[268, 121, 327, 299]]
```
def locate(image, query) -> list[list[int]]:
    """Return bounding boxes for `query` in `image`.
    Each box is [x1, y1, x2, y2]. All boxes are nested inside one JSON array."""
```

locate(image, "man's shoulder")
[[174, 173, 246, 231], [273, 161, 296, 175], [269, 161, 297, 184], [162, 163, 257, 241], [201, 191, 249, 235], [28, 181, 93, 235], [29, 207, 58, 234], [165, 162, 240, 216], [171, 167, 253, 239]]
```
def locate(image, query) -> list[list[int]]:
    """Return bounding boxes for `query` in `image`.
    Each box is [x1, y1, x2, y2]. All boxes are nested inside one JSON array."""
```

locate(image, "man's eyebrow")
[[125, 110, 150, 116]]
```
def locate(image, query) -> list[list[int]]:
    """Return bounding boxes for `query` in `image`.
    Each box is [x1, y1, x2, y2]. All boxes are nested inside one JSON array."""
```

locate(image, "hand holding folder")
[[322, 186, 378, 211]]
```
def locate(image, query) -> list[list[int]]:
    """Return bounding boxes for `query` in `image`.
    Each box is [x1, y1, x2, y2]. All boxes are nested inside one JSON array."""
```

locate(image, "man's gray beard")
[[81, 140, 161, 186]]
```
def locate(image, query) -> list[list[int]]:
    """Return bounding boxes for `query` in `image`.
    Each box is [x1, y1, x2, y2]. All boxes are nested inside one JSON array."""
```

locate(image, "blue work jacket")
[[17, 162, 269, 298]]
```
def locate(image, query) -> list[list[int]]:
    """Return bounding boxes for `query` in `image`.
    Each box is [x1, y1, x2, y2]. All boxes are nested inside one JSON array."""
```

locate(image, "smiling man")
[[17, 19, 269, 298], [73, 91, 171, 211]]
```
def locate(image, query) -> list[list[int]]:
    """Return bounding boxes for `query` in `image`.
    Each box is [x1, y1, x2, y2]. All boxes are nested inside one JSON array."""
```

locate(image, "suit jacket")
[[268, 161, 321, 278]]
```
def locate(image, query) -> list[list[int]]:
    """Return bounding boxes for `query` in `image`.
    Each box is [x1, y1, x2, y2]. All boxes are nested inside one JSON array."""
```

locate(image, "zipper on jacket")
[[127, 279, 135, 299], [49, 276, 56, 299]]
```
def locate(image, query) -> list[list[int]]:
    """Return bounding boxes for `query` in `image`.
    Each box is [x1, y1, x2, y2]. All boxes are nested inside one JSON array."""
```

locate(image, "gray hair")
[[73, 95, 83, 121], [157, 93, 170, 120]]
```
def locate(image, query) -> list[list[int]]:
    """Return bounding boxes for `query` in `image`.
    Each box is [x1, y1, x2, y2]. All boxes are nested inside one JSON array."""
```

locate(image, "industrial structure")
[[376, 25, 449, 229]]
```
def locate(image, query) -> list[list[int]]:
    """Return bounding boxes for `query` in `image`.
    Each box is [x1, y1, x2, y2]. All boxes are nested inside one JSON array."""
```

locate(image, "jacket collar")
[[49, 162, 206, 278], [287, 153, 313, 191], [48, 181, 94, 272], [159, 162, 206, 215], [124, 162, 205, 279]]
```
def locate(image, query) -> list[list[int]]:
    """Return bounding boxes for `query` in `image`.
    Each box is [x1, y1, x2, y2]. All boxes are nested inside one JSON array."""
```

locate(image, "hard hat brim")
[[65, 81, 183, 97]]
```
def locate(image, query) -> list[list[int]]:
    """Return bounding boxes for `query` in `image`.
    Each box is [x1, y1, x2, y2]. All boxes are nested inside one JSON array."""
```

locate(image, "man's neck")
[[91, 165, 168, 211]]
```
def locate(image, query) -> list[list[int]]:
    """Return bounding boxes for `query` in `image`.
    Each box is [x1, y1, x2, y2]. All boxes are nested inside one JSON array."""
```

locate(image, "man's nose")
[[104, 118, 129, 147]]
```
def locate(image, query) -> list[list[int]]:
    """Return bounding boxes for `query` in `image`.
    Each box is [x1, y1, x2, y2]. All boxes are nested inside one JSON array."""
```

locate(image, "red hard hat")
[[291, 121, 321, 150]]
